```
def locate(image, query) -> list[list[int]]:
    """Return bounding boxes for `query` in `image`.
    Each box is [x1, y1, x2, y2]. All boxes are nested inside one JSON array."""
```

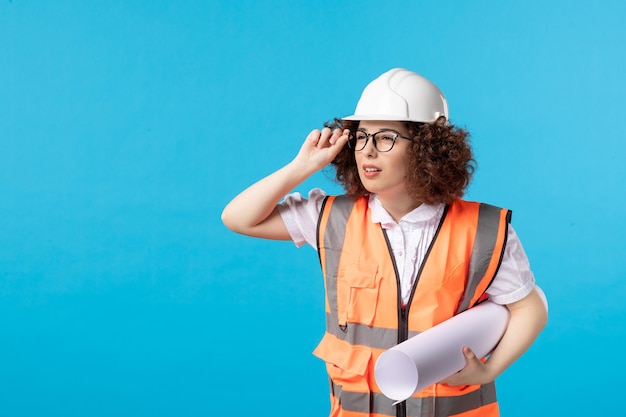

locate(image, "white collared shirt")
[[278, 188, 535, 305]]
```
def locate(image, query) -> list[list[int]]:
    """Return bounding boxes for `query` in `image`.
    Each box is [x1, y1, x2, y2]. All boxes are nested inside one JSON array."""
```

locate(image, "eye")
[[378, 132, 396, 142], [355, 132, 368, 141]]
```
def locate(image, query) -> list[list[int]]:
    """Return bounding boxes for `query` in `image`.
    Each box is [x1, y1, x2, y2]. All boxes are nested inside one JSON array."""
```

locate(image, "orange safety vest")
[[313, 196, 511, 417]]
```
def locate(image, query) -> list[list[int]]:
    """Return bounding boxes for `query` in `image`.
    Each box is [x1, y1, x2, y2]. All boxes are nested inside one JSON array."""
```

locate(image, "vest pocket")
[[336, 263, 380, 326], [313, 333, 372, 389]]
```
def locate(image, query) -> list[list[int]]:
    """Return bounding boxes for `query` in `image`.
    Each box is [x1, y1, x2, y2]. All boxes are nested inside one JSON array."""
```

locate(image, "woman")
[[222, 68, 547, 417]]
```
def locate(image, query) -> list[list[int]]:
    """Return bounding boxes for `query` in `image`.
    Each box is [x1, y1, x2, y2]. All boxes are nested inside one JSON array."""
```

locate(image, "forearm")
[[441, 287, 547, 387], [221, 127, 349, 239], [221, 159, 315, 236]]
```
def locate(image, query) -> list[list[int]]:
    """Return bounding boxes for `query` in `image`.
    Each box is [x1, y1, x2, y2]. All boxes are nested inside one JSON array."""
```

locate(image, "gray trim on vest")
[[324, 312, 400, 349], [333, 383, 497, 417], [318, 195, 357, 334], [456, 203, 510, 314], [408, 382, 497, 417], [331, 383, 396, 415]]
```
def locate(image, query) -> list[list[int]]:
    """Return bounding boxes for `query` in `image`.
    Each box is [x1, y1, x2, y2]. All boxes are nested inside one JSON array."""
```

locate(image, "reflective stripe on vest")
[[331, 381, 497, 417], [314, 196, 510, 417]]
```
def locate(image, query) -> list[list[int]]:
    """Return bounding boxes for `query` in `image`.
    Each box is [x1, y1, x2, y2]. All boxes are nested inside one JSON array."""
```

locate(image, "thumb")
[[462, 346, 476, 360]]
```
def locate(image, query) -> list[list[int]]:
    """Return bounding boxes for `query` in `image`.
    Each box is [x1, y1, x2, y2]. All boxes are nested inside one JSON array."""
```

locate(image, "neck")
[[376, 192, 422, 223]]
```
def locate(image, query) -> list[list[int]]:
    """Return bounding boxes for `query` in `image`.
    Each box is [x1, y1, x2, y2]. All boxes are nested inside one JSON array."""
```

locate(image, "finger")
[[318, 127, 333, 147], [338, 129, 350, 146], [462, 346, 476, 360], [328, 128, 344, 145], [306, 129, 322, 144]]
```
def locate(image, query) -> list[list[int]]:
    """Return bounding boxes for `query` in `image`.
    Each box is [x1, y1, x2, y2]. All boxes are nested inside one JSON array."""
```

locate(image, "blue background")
[[1, 1, 624, 416]]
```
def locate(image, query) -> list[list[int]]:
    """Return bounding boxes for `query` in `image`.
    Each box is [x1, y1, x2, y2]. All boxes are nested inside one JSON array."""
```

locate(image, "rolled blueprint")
[[374, 300, 510, 402]]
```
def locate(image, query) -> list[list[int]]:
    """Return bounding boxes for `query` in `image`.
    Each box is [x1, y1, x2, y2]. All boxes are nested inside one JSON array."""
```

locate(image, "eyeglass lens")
[[350, 131, 398, 152]]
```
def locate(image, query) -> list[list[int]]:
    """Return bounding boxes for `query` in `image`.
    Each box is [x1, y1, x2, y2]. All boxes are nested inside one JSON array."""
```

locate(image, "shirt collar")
[[368, 194, 444, 229]]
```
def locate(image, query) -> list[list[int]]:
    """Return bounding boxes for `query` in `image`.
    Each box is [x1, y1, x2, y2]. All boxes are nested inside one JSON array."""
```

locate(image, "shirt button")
[[397, 251, 403, 256]]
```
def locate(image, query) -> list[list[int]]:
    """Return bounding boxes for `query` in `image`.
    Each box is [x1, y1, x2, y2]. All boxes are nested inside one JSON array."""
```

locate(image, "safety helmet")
[[343, 68, 448, 123]]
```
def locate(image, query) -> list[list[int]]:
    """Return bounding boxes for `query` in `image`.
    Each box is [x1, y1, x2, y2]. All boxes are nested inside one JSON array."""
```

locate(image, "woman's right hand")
[[293, 127, 350, 173]]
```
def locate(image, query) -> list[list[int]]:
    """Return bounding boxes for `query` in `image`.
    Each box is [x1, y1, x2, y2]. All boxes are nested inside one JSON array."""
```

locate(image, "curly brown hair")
[[324, 117, 476, 205]]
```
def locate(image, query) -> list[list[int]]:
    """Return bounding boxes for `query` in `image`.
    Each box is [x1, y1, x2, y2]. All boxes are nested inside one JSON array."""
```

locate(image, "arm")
[[441, 286, 548, 386], [221, 127, 349, 240]]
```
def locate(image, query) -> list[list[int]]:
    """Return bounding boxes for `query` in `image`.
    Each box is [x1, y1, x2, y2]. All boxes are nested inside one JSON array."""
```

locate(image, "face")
[[354, 120, 412, 198]]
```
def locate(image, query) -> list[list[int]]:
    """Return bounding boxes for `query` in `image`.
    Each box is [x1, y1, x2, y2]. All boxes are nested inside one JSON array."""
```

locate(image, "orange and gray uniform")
[[313, 195, 511, 417]]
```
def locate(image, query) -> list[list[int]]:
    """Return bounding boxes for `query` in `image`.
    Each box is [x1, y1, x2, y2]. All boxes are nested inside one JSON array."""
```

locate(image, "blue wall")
[[1, 1, 624, 416]]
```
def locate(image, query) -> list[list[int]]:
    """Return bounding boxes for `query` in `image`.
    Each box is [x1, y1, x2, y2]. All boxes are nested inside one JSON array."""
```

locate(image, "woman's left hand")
[[439, 346, 494, 386]]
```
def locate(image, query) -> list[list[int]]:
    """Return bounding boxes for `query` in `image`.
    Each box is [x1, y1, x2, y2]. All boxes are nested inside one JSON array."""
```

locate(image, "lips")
[[362, 164, 381, 178]]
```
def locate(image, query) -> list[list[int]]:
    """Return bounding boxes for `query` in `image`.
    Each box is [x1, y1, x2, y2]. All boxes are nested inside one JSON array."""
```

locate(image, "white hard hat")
[[343, 68, 448, 123]]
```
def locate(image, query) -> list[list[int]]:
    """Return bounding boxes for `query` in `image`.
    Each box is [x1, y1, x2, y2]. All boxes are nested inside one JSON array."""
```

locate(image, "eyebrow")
[[357, 128, 403, 134]]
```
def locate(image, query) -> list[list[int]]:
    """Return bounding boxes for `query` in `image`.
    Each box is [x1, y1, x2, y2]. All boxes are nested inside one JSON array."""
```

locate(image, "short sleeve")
[[486, 226, 537, 305], [277, 188, 327, 248]]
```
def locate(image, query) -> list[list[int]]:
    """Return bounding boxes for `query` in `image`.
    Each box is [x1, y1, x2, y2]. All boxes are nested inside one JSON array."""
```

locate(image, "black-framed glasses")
[[347, 129, 413, 152]]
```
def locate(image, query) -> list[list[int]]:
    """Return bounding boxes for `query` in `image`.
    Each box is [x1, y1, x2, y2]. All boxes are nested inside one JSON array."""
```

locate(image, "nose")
[[362, 135, 377, 156]]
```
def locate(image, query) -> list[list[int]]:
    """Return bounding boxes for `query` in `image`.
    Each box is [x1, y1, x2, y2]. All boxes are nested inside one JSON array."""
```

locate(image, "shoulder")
[[281, 188, 328, 205], [451, 199, 507, 211], [320, 193, 368, 214], [449, 199, 512, 223]]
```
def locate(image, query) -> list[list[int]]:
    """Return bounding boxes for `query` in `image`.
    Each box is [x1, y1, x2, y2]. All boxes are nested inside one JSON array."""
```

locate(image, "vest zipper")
[[383, 207, 450, 417], [399, 306, 408, 342], [382, 228, 408, 417], [397, 306, 409, 417]]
